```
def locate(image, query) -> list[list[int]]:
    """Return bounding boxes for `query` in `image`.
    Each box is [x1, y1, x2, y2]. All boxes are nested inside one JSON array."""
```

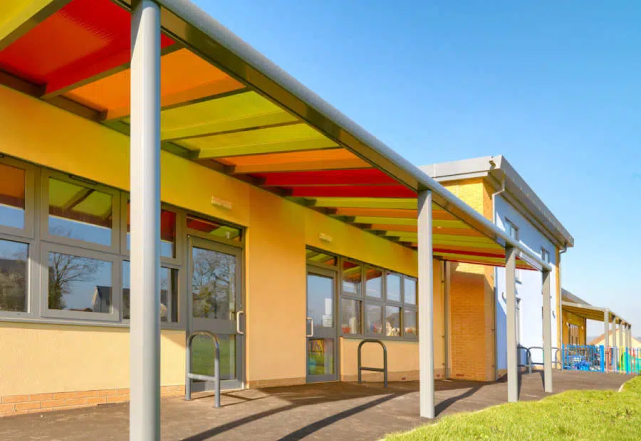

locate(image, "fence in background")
[[562, 345, 641, 375]]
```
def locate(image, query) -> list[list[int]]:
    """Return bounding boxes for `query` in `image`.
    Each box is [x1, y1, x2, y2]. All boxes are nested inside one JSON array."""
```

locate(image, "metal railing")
[[518, 345, 562, 374], [562, 345, 641, 375], [357, 339, 388, 387], [185, 330, 221, 408]]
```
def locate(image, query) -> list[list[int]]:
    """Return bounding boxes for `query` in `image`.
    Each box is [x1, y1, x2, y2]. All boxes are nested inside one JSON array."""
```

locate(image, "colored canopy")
[[0, 0, 539, 270]]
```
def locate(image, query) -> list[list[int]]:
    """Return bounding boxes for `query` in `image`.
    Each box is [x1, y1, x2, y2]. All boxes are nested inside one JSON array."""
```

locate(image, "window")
[[306, 249, 337, 266], [46, 250, 113, 315], [506, 219, 519, 241], [122, 261, 179, 322], [541, 248, 550, 263], [385, 306, 401, 337], [404, 310, 417, 336], [342, 260, 361, 296], [365, 267, 382, 298], [386, 272, 401, 303], [125, 200, 177, 259], [48, 177, 114, 247], [340, 298, 360, 334], [404, 277, 417, 305], [187, 214, 241, 242], [568, 324, 580, 345], [365, 303, 383, 334], [0, 162, 26, 230], [0, 239, 28, 312]]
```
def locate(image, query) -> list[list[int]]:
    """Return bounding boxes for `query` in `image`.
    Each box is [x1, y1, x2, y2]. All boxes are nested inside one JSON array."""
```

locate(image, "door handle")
[[236, 311, 245, 335], [306, 317, 314, 337]]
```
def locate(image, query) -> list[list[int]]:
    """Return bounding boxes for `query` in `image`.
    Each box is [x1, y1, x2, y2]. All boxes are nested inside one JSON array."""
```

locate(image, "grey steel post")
[[505, 246, 518, 403], [612, 318, 618, 370], [542, 270, 553, 393], [619, 321, 624, 349], [417, 190, 435, 419], [130, 1, 162, 440], [604, 309, 610, 350]]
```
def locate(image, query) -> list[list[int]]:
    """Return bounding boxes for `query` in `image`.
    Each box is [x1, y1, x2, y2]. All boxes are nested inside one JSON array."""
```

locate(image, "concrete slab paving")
[[0, 371, 633, 441]]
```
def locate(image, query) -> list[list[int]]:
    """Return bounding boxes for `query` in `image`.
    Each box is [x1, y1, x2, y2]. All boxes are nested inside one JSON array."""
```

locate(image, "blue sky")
[[193, 1, 641, 335]]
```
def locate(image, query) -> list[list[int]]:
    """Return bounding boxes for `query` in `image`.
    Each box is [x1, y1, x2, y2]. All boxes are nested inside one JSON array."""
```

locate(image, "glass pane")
[[48, 252, 112, 313], [191, 247, 236, 319], [307, 273, 334, 330], [0, 239, 28, 312], [48, 178, 112, 246], [307, 338, 334, 376], [365, 304, 383, 334], [342, 261, 361, 295], [190, 334, 236, 380], [187, 214, 241, 241], [127, 202, 177, 258], [340, 298, 360, 335], [385, 306, 401, 337], [365, 268, 382, 298], [404, 310, 417, 336], [0, 163, 25, 229], [306, 249, 337, 266], [404, 277, 417, 305], [386, 273, 401, 302], [122, 261, 179, 322]]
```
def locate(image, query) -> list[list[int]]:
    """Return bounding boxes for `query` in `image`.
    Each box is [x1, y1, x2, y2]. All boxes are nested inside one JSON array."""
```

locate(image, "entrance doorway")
[[306, 267, 338, 383], [188, 236, 244, 391]]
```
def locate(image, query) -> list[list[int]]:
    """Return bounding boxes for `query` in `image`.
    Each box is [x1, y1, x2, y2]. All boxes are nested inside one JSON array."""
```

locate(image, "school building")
[[421, 156, 574, 378], [0, 0, 557, 430]]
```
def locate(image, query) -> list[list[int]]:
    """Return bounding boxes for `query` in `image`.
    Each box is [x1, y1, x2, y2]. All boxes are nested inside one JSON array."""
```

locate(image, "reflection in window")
[[47, 252, 112, 313], [386, 273, 401, 302], [48, 178, 112, 246], [404, 277, 417, 305], [307, 338, 334, 376], [0, 163, 26, 230], [0, 239, 28, 312], [122, 261, 178, 322], [365, 304, 382, 334], [191, 334, 236, 380], [340, 298, 360, 334], [342, 261, 361, 295], [187, 214, 241, 241], [385, 306, 401, 337], [307, 273, 334, 329], [365, 268, 382, 298], [404, 310, 417, 336], [306, 249, 337, 266], [126, 202, 177, 258], [192, 247, 236, 320]]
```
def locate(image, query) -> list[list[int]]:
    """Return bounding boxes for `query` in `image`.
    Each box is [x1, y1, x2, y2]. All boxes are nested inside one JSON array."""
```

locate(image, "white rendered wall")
[[494, 194, 559, 369]]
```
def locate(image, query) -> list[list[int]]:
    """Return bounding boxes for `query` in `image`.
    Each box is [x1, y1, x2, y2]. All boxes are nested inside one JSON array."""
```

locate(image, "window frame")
[[119, 193, 185, 266], [39, 241, 121, 322], [41, 169, 121, 254], [541, 247, 550, 264], [0, 156, 36, 240], [185, 211, 245, 249], [0, 233, 36, 319]]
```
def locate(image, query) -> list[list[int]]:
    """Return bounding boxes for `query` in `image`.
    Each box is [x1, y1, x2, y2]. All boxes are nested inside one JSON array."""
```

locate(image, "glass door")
[[188, 236, 244, 391], [306, 267, 338, 383]]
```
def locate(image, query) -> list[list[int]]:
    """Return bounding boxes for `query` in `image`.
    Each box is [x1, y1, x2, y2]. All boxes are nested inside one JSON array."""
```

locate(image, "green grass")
[[386, 376, 641, 441]]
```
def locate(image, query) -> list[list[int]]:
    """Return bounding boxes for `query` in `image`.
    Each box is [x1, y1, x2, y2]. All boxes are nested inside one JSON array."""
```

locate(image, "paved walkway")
[[0, 371, 633, 441]]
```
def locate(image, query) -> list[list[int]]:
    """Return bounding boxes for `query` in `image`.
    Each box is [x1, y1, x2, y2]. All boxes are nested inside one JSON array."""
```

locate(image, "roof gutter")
[[154, 0, 552, 272]]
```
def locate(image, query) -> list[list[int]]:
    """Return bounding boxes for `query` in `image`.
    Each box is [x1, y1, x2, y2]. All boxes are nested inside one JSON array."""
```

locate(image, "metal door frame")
[[187, 235, 244, 391], [306, 265, 339, 383]]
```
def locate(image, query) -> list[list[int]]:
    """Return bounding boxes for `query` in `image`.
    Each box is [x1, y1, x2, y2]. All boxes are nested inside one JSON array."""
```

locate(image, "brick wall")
[[0, 385, 184, 418]]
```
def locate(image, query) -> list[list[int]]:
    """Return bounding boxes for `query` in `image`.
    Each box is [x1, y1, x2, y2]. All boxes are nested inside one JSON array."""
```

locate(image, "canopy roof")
[[0, 0, 551, 271], [562, 289, 628, 324]]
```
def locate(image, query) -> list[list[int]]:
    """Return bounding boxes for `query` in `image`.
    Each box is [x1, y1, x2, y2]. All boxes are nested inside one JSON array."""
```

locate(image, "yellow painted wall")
[[561, 310, 586, 346], [0, 323, 185, 396], [0, 85, 426, 393]]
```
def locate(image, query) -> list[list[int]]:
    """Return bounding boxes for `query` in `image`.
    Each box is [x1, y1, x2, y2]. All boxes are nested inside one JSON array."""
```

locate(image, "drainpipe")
[[490, 161, 507, 380]]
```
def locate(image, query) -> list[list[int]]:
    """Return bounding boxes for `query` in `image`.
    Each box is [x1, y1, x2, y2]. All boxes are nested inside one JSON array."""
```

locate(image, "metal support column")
[[130, 1, 162, 440], [418, 190, 435, 419], [505, 246, 518, 403], [619, 321, 624, 349], [542, 270, 553, 393], [612, 318, 618, 371], [604, 309, 610, 370]]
